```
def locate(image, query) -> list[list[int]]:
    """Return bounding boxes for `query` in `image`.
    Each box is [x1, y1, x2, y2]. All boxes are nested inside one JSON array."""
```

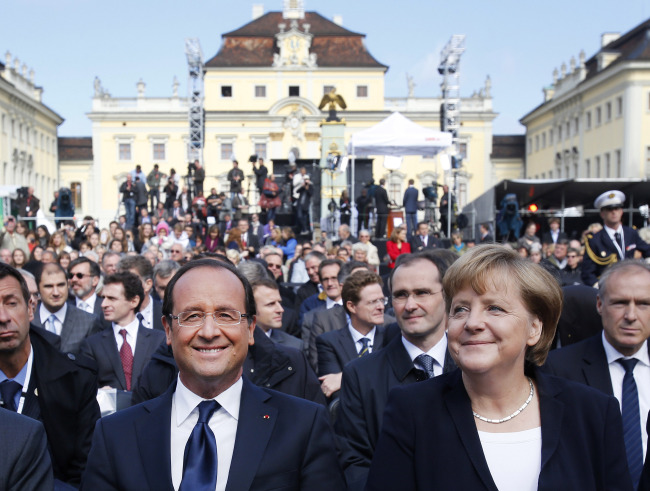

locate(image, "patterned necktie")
[[79, 301, 89, 313], [358, 338, 371, 357], [47, 314, 58, 334], [180, 400, 221, 491], [415, 353, 435, 379], [618, 358, 643, 488], [119, 329, 134, 391], [0, 379, 22, 412]]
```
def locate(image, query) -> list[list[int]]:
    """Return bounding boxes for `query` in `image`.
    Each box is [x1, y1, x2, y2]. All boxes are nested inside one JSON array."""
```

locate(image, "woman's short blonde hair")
[[442, 244, 562, 366]]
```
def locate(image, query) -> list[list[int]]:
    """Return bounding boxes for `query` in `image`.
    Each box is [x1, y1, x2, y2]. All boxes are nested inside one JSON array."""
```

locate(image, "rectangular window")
[[573, 163, 578, 178], [535, 135, 539, 152], [574, 117, 579, 134], [617, 97, 623, 117], [254, 143, 267, 160], [71, 182, 82, 210], [542, 133, 546, 148], [221, 86, 232, 97], [586, 111, 591, 130], [558, 125, 562, 140], [458, 142, 468, 160], [527, 138, 532, 154], [616, 150, 622, 177], [221, 143, 233, 160], [289, 86, 300, 97], [153, 143, 166, 161], [606, 102, 612, 122], [549, 129, 553, 145], [255, 85, 266, 98], [605, 153, 611, 177], [323, 85, 335, 95], [586, 159, 591, 178], [596, 107, 602, 125], [357, 85, 368, 97], [596, 156, 601, 177], [118, 143, 132, 161], [565, 121, 570, 138], [549, 170, 554, 179]]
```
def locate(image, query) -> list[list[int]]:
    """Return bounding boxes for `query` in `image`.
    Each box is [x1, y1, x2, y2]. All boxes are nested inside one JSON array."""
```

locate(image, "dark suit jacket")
[[543, 333, 617, 395], [295, 280, 319, 311], [640, 412, 650, 490], [336, 334, 456, 489], [32, 303, 103, 354], [68, 295, 110, 330], [79, 324, 167, 391], [541, 230, 568, 245], [298, 292, 326, 329], [81, 377, 345, 491], [316, 324, 386, 376], [555, 286, 603, 348], [408, 234, 442, 252], [366, 369, 632, 491], [403, 187, 419, 214], [374, 186, 390, 214], [26, 329, 101, 486], [149, 298, 165, 331], [582, 226, 650, 286], [269, 328, 304, 351], [0, 408, 53, 491]]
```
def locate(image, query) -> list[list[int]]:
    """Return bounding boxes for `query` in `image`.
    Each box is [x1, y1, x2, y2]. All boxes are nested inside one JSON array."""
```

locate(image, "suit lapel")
[[60, 308, 74, 350], [338, 328, 359, 362], [444, 375, 498, 491], [226, 379, 277, 491], [101, 329, 127, 390], [373, 325, 385, 352], [581, 336, 614, 395], [536, 372, 565, 474], [136, 384, 175, 490], [132, 326, 151, 384]]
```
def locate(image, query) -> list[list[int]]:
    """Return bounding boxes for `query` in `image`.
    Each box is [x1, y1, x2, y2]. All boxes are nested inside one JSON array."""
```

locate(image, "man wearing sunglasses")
[[67, 257, 105, 322], [582, 190, 650, 287]]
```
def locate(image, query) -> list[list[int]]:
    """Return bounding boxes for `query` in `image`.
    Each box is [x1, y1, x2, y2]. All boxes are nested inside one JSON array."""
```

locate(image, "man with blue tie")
[[81, 258, 344, 490], [545, 260, 650, 488]]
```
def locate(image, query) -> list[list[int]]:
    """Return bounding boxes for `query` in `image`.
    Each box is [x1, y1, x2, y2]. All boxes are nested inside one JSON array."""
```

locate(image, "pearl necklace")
[[472, 377, 534, 424]]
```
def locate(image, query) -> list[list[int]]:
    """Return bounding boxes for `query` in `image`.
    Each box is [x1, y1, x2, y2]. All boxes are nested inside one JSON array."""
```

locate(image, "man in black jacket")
[[374, 179, 390, 239]]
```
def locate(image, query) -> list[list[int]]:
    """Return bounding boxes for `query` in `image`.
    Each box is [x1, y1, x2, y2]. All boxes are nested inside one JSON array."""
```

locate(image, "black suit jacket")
[[316, 325, 386, 376], [150, 298, 164, 331], [0, 408, 53, 491], [374, 186, 390, 214], [336, 334, 456, 489], [408, 234, 442, 252], [32, 303, 103, 354], [26, 329, 101, 486], [543, 333, 617, 395], [79, 324, 167, 391], [269, 328, 304, 351], [555, 285, 603, 348], [81, 377, 345, 490], [366, 369, 632, 491], [582, 226, 650, 286], [541, 230, 568, 245]]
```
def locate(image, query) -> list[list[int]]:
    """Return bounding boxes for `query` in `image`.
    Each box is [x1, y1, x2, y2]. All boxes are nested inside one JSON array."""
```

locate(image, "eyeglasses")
[[392, 290, 442, 305], [169, 309, 250, 328], [68, 272, 94, 280], [365, 297, 388, 307]]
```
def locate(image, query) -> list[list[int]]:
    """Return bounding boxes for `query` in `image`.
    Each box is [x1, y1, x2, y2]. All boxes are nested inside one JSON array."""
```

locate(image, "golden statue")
[[318, 88, 347, 122]]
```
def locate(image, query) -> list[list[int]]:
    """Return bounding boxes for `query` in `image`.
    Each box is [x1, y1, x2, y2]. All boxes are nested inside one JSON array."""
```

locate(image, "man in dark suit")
[[0, 263, 100, 487], [374, 179, 390, 239], [333, 224, 358, 247], [294, 251, 325, 311], [298, 259, 342, 329], [118, 255, 164, 331], [582, 189, 650, 286], [238, 218, 261, 257], [68, 256, 108, 325], [316, 271, 387, 399], [439, 184, 455, 237], [545, 260, 650, 487], [81, 259, 344, 490], [541, 217, 568, 246], [251, 278, 303, 351], [336, 252, 458, 489], [478, 222, 494, 243], [33, 263, 103, 354], [0, 408, 53, 490], [409, 222, 441, 252], [80, 272, 165, 395], [402, 179, 419, 237]]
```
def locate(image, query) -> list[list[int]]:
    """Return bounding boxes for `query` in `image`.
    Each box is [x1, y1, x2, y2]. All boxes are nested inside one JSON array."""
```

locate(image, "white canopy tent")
[[346, 112, 452, 225]]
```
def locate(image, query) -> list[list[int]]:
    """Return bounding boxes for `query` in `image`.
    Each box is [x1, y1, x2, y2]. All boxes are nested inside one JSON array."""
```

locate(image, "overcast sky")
[[2, 0, 649, 137]]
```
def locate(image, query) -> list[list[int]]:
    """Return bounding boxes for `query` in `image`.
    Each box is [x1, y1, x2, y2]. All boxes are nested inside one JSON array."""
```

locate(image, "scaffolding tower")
[[185, 38, 204, 165]]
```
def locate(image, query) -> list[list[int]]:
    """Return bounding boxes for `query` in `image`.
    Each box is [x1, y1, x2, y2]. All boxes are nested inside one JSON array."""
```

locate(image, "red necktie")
[[119, 329, 134, 390]]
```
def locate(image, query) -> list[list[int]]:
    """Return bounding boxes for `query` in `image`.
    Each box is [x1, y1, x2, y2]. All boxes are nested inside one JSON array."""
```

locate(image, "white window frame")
[[115, 136, 135, 162]]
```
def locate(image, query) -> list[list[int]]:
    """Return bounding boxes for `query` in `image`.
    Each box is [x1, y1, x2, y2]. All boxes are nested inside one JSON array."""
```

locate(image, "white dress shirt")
[[402, 334, 448, 377], [139, 295, 154, 329], [325, 297, 343, 309], [604, 224, 625, 259], [39, 303, 67, 336], [76, 293, 97, 314], [348, 325, 377, 354], [112, 318, 140, 353], [171, 376, 242, 491], [602, 332, 650, 456]]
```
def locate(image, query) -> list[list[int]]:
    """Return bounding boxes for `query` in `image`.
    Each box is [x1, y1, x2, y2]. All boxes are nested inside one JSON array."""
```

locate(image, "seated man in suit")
[[117, 255, 164, 331], [316, 270, 387, 399], [335, 251, 458, 490], [34, 262, 103, 354], [408, 222, 441, 252], [294, 251, 325, 310], [0, 263, 100, 487], [80, 272, 166, 396], [0, 408, 53, 490], [545, 259, 650, 486], [251, 278, 303, 351], [81, 258, 344, 490]]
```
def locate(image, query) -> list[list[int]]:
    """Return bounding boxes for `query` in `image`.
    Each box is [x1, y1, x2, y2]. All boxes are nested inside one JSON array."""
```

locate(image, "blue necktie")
[[0, 379, 22, 412], [618, 358, 643, 487], [358, 338, 371, 357], [179, 400, 220, 491], [415, 354, 435, 379]]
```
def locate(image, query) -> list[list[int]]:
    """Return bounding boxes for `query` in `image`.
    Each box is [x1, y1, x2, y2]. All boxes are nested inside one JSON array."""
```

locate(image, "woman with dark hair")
[[367, 245, 631, 491], [58, 251, 71, 269], [36, 225, 50, 248], [386, 226, 411, 269], [30, 245, 44, 262], [11, 248, 27, 269], [205, 224, 222, 253]]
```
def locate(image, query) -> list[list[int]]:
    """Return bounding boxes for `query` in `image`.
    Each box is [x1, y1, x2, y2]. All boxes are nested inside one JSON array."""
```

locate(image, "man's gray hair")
[[153, 259, 181, 280], [237, 261, 271, 283]]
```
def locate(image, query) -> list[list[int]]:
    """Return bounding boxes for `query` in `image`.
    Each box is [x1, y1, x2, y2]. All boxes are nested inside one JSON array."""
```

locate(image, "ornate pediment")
[[273, 20, 317, 68]]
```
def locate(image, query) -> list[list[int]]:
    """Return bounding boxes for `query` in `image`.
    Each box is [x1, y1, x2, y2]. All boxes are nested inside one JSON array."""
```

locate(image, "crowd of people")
[[1, 187, 650, 490]]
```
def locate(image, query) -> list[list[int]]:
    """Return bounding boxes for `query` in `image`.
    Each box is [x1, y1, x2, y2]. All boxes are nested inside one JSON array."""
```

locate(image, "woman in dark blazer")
[[366, 245, 631, 491]]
